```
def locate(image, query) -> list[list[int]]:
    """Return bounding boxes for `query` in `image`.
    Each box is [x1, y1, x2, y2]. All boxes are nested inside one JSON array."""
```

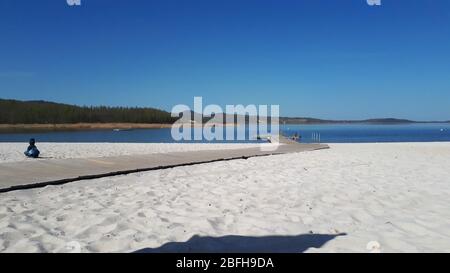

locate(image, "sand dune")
[[1, 143, 450, 252]]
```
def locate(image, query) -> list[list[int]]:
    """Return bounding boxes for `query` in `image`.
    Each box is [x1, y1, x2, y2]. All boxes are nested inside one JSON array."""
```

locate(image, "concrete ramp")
[[0, 143, 328, 193]]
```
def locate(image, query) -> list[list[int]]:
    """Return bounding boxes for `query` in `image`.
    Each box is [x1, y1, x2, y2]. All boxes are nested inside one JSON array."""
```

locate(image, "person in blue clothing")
[[24, 138, 40, 158]]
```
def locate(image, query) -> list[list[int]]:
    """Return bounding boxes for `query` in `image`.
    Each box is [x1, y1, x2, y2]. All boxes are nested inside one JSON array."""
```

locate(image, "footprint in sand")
[[56, 215, 66, 222], [137, 212, 146, 218]]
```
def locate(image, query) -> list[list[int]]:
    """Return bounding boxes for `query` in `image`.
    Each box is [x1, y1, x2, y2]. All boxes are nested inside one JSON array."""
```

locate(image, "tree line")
[[0, 99, 176, 124]]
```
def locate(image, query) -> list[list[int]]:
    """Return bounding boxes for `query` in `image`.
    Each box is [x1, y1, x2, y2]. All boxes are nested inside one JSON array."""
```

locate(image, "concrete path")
[[0, 143, 328, 193]]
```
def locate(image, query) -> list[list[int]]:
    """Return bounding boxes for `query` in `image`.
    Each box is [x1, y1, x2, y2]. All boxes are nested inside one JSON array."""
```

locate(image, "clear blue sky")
[[1, 0, 449, 120]]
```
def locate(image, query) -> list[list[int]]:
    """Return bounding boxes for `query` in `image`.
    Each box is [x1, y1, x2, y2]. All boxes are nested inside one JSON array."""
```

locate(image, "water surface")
[[0, 124, 449, 143]]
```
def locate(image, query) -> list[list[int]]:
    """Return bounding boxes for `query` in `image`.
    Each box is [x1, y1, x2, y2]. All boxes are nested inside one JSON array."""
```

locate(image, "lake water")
[[0, 123, 449, 143], [281, 123, 450, 143]]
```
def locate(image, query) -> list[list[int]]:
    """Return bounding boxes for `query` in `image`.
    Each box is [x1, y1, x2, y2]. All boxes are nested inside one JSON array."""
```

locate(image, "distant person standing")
[[24, 138, 40, 158]]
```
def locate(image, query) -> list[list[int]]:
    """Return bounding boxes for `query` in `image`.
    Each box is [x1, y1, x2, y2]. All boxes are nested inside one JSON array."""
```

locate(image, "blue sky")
[[0, 0, 449, 120]]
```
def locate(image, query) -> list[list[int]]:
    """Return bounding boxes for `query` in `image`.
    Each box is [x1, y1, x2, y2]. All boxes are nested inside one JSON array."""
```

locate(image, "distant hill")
[[279, 117, 417, 124], [0, 99, 175, 124], [187, 113, 439, 125]]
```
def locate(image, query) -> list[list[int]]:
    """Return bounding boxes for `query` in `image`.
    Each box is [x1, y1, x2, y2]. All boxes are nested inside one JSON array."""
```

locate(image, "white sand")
[[0, 142, 264, 163], [1, 142, 450, 253]]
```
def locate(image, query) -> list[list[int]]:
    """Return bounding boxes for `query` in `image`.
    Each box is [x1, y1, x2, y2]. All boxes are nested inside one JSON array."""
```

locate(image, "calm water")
[[281, 123, 450, 143], [0, 124, 449, 143]]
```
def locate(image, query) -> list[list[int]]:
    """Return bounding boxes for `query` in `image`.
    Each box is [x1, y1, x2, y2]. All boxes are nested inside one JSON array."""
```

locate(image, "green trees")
[[0, 99, 176, 124]]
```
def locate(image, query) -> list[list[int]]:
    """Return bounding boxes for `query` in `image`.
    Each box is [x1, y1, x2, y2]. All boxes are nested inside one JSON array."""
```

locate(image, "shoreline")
[[0, 121, 450, 132], [0, 123, 174, 133], [0, 122, 249, 133]]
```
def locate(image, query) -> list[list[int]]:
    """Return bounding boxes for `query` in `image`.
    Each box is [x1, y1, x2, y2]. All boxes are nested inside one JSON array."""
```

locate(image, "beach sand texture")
[[0, 143, 449, 253], [0, 143, 265, 163]]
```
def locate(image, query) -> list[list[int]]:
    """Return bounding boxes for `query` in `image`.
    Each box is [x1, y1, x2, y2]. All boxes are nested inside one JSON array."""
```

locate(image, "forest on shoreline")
[[0, 99, 176, 124]]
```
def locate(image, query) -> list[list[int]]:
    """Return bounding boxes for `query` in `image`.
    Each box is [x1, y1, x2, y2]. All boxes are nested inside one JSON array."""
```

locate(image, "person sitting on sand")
[[24, 138, 40, 158]]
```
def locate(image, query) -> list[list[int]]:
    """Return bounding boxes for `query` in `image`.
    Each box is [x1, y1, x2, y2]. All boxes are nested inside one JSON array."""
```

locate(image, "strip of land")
[[0, 123, 174, 132], [1, 99, 448, 133], [0, 122, 242, 132]]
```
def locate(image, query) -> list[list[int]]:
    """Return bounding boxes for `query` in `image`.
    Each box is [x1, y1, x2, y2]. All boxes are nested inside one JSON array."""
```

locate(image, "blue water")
[[0, 127, 262, 143], [281, 123, 450, 143], [0, 124, 449, 143]]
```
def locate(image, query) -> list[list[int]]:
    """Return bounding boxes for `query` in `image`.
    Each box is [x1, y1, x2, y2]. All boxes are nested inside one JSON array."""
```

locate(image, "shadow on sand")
[[134, 233, 346, 253]]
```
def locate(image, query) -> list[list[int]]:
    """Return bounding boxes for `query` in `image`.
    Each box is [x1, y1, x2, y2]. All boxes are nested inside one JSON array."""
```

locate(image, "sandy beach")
[[1, 142, 450, 253], [0, 143, 264, 163]]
